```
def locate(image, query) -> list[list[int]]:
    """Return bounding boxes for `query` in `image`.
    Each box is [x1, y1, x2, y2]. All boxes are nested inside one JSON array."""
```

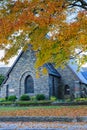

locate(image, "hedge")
[[0, 101, 14, 106], [0, 100, 52, 106], [16, 100, 52, 106]]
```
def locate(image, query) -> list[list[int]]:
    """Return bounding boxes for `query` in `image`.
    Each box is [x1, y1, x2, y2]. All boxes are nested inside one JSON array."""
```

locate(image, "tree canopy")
[[0, 0, 87, 68]]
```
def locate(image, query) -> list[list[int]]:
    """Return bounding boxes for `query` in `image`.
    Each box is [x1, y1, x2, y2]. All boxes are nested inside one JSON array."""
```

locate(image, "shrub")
[[50, 96, 57, 101], [20, 94, 30, 101], [36, 94, 45, 101], [74, 98, 87, 102], [31, 96, 36, 101], [0, 98, 6, 102], [8, 95, 17, 102]]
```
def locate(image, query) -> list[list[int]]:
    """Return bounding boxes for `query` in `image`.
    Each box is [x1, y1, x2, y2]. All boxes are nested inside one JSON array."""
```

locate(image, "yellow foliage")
[[42, 68, 48, 75], [35, 71, 40, 78], [0, 0, 87, 67]]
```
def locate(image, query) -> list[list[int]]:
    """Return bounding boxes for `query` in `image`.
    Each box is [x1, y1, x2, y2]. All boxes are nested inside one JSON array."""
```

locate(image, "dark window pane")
[[64, 85, 70, 95], [25, 75, 34, 93]]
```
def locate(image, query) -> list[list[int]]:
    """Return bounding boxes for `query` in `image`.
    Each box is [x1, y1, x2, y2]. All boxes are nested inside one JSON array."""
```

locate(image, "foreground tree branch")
[[0, 0, 87, 67]]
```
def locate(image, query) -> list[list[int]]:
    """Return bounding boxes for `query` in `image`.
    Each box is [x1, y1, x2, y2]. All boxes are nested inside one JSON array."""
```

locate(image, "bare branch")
[[68, 0, 87, 10]]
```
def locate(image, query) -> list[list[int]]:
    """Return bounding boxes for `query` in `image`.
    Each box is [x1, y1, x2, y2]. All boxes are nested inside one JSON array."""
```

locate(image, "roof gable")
[[6, 51, 23, 77], [1, 51, 23, 85], [44, 63, 61, 77], [68, 59, 87, 84]]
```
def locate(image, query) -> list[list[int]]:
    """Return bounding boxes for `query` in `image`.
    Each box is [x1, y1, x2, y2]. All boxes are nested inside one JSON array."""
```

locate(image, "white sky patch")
[[0, 50, 8, 67], [82, 63, 87, 67], [0, 49, 21, 67]]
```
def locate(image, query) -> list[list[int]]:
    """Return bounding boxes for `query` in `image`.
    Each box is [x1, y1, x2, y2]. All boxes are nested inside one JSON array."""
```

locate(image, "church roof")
[[81, 71, 87, 80], [6, 51, 23, 77], [6, 45, 32, 77], [44, 63, 61, 77], [1, 51, 23, 85], [68, 59, 87, 84]]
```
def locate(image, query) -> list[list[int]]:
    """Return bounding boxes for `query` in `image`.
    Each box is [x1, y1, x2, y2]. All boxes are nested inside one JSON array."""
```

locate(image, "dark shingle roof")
[[68, 59, 87, 84], [44, 63, 61, 77]]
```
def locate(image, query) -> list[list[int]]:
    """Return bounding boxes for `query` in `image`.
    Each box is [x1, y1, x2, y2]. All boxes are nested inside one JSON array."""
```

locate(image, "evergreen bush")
[[36, 94, 45, 100], [20, 94, 30, 101], [8, 95, 17, 102]]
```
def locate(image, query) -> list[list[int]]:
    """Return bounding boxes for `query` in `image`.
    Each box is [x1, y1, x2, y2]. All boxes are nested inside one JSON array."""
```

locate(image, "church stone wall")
[[1, 50, 49, 99], [1, 49, 86, 99], [0, 67, 9, 76], [57, 65, 80, 98]]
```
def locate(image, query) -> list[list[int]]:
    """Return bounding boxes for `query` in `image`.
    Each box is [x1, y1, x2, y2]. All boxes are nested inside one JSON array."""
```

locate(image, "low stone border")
[[0, 101, 87, 106], [51, 101, 87, 106], [0, 116, 87, 122]]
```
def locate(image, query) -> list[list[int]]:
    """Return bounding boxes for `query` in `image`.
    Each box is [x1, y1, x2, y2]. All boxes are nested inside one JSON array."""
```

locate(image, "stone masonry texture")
[[0, 49, 86, 99], [1, 49, 49, 98]]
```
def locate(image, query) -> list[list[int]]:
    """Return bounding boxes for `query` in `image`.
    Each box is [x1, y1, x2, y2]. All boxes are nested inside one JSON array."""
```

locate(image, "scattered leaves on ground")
[[0, 106, 87, 117]]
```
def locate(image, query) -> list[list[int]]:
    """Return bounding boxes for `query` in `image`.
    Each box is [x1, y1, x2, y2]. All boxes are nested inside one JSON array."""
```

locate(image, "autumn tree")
[[0, 0, 87, 68]]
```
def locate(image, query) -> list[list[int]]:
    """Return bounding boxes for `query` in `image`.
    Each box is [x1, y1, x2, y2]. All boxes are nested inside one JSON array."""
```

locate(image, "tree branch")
[[68, 0, 87, 10]]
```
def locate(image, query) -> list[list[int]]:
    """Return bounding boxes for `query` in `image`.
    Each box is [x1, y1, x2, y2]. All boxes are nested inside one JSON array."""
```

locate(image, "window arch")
[[25, 75, 34, 93]]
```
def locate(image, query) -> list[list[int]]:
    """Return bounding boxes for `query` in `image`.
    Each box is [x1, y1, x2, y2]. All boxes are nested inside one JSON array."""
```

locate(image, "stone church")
[[0, 48, 87, 99]]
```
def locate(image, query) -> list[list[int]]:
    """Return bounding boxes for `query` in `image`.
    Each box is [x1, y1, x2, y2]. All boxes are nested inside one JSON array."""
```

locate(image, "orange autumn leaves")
[[0, 0, 66, 66], [0, 0, 65, 39], [0, 0, 87, 67], [0, 106, 87, 117]]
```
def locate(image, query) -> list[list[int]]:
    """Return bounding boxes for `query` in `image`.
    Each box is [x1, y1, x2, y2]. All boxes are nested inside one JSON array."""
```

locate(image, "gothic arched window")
[[25, 75, 34, 93]]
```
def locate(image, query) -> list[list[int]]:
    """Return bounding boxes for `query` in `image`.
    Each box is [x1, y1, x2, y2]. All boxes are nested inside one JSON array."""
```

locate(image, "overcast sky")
[[0, 50, 17, 67]]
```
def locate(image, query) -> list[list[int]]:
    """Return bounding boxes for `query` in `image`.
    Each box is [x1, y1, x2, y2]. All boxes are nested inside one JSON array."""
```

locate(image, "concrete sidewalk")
[[0, 116, 87, 130], [0, 122, 87, 130]]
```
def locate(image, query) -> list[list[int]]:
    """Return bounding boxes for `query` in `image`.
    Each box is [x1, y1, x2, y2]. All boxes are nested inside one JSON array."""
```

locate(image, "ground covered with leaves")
[[0, 106, 87, 117]]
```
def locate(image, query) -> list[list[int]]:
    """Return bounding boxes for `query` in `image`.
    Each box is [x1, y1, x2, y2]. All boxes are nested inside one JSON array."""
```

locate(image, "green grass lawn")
[[0, 105, 86, 111], [0, 105, 86, 117], [0, 106, 61, 111]]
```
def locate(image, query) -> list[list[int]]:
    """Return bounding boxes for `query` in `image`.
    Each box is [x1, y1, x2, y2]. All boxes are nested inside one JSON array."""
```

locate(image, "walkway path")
[[0, 122, 87, 130]]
